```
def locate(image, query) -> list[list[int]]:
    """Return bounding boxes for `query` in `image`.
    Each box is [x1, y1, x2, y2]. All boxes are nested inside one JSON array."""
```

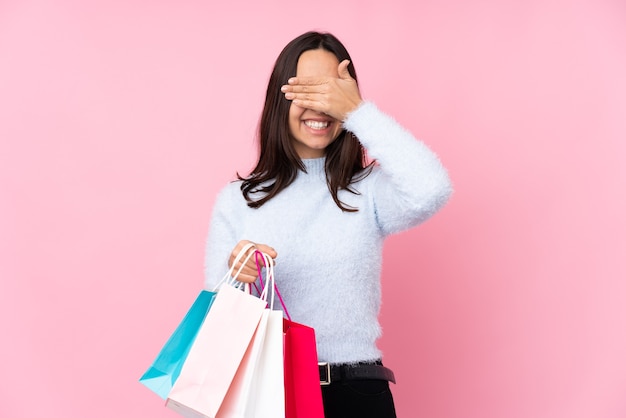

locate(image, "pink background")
[[1, 1, 625, 417]]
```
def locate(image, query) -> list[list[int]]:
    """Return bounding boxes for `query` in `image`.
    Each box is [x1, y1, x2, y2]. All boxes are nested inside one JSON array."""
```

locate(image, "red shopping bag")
[[283, 318, 324, 418]]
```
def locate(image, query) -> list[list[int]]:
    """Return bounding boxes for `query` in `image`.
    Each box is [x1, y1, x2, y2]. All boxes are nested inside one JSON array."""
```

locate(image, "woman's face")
[[288, 48, 343, 159]]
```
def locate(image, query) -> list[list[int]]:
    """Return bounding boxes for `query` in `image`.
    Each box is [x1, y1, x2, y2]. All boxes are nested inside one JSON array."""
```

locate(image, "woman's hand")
[[281, 59, 362, 121], [229, 240, 277, 283]]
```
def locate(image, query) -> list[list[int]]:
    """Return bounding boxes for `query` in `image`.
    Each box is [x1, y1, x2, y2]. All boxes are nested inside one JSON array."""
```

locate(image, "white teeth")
[[304, 120, 329, 130]]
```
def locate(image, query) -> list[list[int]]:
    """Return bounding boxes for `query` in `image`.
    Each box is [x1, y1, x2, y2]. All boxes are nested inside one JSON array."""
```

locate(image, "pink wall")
[[1, 1, 625, 417]]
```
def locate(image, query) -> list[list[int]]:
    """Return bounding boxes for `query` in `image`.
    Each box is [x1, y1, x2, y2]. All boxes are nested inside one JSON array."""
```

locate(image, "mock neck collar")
[[300, 157, 326, 181]]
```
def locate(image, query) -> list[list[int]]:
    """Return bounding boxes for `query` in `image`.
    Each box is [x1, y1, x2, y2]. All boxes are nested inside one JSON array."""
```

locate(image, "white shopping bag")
[[244, 308, 285, 417]]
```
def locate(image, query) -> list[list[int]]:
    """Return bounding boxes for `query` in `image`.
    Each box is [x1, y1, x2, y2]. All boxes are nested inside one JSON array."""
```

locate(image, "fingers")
[[281, 82, 330, 97], [281, 64, 361, 120], [283, 89, 329, 113], [281, 81, 336, 115], [254, 243, 278, 260], [283, 76, 325, 88], [228, 240, 277, 283], [229, 240, 255, 268]]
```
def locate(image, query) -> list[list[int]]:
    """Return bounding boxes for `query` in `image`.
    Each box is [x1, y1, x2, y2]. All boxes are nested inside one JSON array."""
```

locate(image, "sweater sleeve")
[[203, 184, 240, 290], [343, 101, 453, 236]]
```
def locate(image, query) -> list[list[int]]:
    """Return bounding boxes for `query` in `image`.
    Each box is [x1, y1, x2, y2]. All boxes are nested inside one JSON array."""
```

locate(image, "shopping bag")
[[283, 318, 324, 418], [166, 244, 267, 418], [241, 252, 285, 418], [218, 250, 285, 418], [244, 309, 285, 417], [248, 250, 321, 418], [166, 284, 266, 418], [216, 309, 270, 417], [139, 289, 217, 399]]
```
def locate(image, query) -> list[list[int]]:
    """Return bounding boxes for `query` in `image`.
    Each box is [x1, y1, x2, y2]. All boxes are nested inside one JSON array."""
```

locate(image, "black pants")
[[321, 377, 397, 418]]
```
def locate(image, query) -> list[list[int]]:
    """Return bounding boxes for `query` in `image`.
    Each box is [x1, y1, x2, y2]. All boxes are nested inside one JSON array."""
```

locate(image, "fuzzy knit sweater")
[[204, 101, 452, 364]]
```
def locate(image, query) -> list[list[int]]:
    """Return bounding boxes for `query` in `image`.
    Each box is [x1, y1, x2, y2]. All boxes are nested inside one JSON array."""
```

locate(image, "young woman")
[[204, 31, 452, 418]]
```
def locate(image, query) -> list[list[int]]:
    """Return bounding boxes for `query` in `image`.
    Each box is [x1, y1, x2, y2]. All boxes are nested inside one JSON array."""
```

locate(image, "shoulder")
[[213, 180, 246, 209], [357, 163, 383, 184], [349, 164, 382, 196]]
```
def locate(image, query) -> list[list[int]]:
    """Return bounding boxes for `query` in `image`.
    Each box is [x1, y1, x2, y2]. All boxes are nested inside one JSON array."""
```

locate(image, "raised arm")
[[344, 101, 453, 235]]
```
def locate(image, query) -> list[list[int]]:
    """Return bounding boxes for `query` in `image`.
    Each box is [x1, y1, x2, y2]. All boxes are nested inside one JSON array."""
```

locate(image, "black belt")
[[318, 361, 396, 385]]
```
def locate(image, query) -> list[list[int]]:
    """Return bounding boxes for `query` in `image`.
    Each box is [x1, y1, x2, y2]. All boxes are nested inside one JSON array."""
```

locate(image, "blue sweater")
[[204, 101, 452, 364]]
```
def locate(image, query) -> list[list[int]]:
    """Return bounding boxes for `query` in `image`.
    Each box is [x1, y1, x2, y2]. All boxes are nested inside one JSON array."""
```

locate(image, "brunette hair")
[[238, 31, 373, 212]]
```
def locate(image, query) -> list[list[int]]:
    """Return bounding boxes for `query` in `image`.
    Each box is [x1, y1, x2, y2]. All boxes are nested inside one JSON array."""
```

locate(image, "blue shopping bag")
[[139, 290, 217, 399]]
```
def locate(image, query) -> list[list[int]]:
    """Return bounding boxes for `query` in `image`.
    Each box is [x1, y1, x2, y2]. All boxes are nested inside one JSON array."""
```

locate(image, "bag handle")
[[211, 242, 257, 292], [255, 251, 275, 309], [254, 250, 291, 320]]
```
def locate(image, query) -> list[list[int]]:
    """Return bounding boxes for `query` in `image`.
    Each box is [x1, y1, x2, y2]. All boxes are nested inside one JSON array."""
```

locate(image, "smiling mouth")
[[304, 120, 330, 130]]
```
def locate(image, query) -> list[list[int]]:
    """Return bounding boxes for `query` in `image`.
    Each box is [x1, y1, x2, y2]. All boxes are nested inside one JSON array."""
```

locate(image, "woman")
[[204, 31, 452, 417]]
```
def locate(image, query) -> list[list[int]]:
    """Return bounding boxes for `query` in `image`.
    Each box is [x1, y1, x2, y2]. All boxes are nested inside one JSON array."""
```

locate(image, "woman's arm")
[[344, 101, 453, 235], [281, 60, 452, 235], [204, 185, 277, 288], [203, 186, 240, 289]]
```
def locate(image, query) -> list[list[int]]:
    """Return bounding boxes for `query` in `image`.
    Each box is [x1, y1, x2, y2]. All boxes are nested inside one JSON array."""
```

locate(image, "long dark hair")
[[239, 31, 373, 212]]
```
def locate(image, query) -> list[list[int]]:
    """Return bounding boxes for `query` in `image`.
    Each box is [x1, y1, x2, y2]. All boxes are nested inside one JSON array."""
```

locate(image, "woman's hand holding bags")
[[140, 243, 324, 418]]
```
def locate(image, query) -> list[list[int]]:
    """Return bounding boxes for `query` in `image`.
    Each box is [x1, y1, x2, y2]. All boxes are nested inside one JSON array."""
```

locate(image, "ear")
[[338, 60, 352, 80]]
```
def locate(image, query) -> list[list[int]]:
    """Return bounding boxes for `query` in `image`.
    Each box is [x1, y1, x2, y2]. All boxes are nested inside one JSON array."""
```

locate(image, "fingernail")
[[288, 77, 296, 84], [280, 85, 288, 92], [285, 93, 295, 100]]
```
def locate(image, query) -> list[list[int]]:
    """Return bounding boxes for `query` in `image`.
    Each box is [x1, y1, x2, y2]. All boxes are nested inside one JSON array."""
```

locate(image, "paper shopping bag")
[[166, 284, 267, 418], [139, 290, 217, 399], [243, 309, 285, 418], [218, 249, 284, 417], [283, 318, 324, 418], [215, 310, 270, 417], [220, 249, 284, 418]]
